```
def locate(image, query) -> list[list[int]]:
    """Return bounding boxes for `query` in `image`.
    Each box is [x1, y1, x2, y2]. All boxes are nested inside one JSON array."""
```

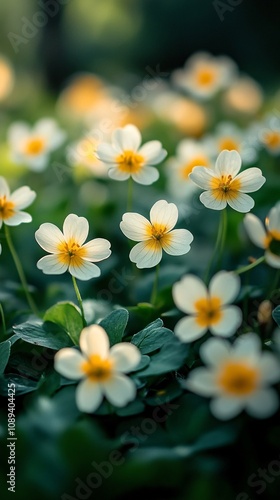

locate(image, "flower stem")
[[150, 264, 160, 305], [204, 208, 227, 283], [4, 225, 38, 316], [72, 275, 86, 326], [127, 177, 133, 212], [235, 256, 265, 275], [0, 303, 6, 337]]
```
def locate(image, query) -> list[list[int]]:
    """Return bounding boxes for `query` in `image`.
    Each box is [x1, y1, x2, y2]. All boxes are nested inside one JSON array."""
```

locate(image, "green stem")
[[0, 303, 6, 337], [127, 177, 133, 212], [72, 276, 86, 326], [216, 208, 227, 268], [204, 209, 227, 283], [235, 256, 265, 275], [150, 264, 160, 305], [5, 225, 38, 316]]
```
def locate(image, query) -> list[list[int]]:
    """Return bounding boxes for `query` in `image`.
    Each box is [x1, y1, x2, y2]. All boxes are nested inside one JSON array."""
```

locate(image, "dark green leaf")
[[99, 308, 129, 345], [13, 321, 73, 350], [43, 301, 83, 345], [272, 305, 280, 327], [116, 399, 145, 416], [0, 373, 39, 395], [138, 339, 189, 377], [0, 340, 11, 374], [131, 318, 174, 354]]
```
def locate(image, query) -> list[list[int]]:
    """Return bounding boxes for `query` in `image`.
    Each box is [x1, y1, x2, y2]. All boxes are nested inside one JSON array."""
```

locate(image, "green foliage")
[[44, 301, 84, 345]]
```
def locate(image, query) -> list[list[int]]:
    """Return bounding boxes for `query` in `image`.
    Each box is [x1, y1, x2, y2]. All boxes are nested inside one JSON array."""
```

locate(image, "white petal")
[[69, 261, 101, 280], [0, 177, 10, 197], [96, 143, 118, 163], [226, 192, 254, 213], [132, 166, 159, 185], [79, 324, 110, 358], [189, 166, 215, 189], [235, 168, 266, 193], [215, 150, 241, 177], [10, 186, 36, 209], [110, 343, 141, 373], [5, 211, 32, 226], [8, 122, 29, 145], [246, 389, 279, 418], [209, 271, 240, 305], [120, 213, 151, 241], [138, 140, 167, 164], [267, 202, 280, 232], [54, 349, 85, 379], [200, 337, 231, 367], [259, 352, 280, 384], [185, 367, 218, 396], [82, 238, 111, 262], [35, 222, 65, 252], [232, 332, 261, 358], [174, 315, 207, 343], [243, 214, 266, 249], [200, 190, 227, 210], [108, 167, 130, 181], [63, 214, 89, 245], [172, 274, 208, 314], [129, 240, 162, 269], [76, 379, 103, 413], [162, 229, 193, 256], [36, 254, 68, 275], [265, 250, 280, 268], [23, 154, 49, 172], [150, 199, 178, 230], [102, 373, 136, 407], [210, 306, 242, 337], [210, 396, 244, 420], [113, 124, 141, 151]]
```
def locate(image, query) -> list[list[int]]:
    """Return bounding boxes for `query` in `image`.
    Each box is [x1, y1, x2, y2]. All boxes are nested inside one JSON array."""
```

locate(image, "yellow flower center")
[[0, 196, 15, 220], [180, 155, 209, 179], [57, 239, 88, 267], [145, 222, 172, 250], [116, 150, 145, 174], [263, 130, 280, 150], [81, 354, 113, 382], [264, 229, 280, 256], [210, 174, 241, 201], [196, 67, 217, 87], [217, 360, 260, 396], [24, 137, 45, 156], [218, 137, 239, 152], [194, 296, 222, 327]]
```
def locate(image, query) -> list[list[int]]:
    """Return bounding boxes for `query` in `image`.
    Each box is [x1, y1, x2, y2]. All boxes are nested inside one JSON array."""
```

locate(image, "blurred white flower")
[[190, 150, 265, 212], [223, 76, 263, 116], [244, 202, 280, 268], [257, 115, 280, 155], [173, 271, 242, 343], [185, 333, 280, 420], [0, 176, 36, 229], [173, 52, 237, 100], [54, 325, 141, 413], [0, 55, 14, 102], [97, 124, 167, 185], [67, 135, 108, 178], [120, 199, 193, 269], [35, 213, 111, 281], [8, 118, 66, 172]]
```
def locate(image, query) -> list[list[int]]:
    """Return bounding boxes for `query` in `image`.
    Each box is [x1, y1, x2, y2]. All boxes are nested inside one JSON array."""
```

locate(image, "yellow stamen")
[[0, 196, 15, 220], [263, 131, 280, 150], [218, 137, 239, 152], [194, 296, 222, 327], [210, 174, 241, 201], [24, 137, 45, 156], [180, 155, 209, 179], [81, 354, 113, 381], [217, 360, 259, 396], [116, 150, 144, 174], [57, 239, 87, 267], [196, 68, 216, 87]]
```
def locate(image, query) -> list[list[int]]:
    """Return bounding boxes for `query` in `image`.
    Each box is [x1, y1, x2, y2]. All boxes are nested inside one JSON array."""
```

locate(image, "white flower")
[[166, 139, 212, 200], [0, 177, 36, 229], [120, 200, 193, 269], [172, 52, 237, 100], [35, 214, 111, 280], [67, 135, 108, 177], [185, 333, 280, 420], [54, 324, 141, 413], [8, 118, 66, 172], [258, 115, 280, 155], [243, 202, 280, 268], [96, 124, 167, 185], [222, 76, 263, 116], [189, 150, 266, 212], [173, 271, 242, 342]]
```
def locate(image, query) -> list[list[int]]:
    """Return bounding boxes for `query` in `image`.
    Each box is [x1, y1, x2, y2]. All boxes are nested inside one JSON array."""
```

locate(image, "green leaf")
[[138, 338, 189, 377], [131, 318, 174, 354], [99, 308, 129, 346], [13, 321, 73, 350], [44, 301, 83, 345], [0, 340, 11, 374], [0, 374, 39, 395], [272, 305, 280, 327], [116, 399, 145, 416]]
